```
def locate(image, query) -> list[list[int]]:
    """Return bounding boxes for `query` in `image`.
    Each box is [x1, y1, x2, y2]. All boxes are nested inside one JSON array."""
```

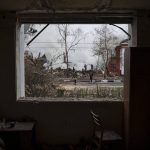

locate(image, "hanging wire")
[[109, 24, 131, 44]]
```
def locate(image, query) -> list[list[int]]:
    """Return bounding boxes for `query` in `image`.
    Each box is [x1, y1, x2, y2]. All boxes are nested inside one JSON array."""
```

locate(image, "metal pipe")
[[27, 24, 49, 46]]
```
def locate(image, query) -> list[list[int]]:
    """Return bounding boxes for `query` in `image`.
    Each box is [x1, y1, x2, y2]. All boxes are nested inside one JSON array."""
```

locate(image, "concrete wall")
[[1, 9, 150, 145], [136, 11, 150, 47], [0, 14, 123, 144], [130, 10, 150, 47]]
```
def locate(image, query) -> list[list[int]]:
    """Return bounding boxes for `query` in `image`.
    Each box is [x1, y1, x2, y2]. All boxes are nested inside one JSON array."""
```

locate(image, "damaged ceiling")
[[0, 0, 150, 12]]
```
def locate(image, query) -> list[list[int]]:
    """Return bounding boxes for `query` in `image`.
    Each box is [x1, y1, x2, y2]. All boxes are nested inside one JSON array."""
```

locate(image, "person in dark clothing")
[[91, 64, 93, 71], [84, 64, 87, 72], [72, 71, 77, 85], [89, 71, 93, 83]]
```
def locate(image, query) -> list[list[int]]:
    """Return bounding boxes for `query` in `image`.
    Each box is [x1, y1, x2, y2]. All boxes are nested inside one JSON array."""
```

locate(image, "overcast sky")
[[24, 24, 128, 70]]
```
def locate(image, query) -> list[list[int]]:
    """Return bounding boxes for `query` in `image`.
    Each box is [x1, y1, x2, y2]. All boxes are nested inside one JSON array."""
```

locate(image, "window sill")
[[17, 97, 123, 103]]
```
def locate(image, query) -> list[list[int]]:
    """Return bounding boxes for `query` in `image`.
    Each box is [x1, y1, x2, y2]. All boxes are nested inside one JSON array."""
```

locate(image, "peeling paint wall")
[[0, 0, 150, 11]]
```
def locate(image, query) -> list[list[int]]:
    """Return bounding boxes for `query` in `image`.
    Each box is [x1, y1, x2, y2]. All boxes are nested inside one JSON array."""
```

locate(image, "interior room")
[[0, 0, 150, 150]]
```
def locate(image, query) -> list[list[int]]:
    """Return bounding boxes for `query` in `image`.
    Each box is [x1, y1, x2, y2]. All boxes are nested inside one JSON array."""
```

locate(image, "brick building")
[[107, 43, 128, 76]]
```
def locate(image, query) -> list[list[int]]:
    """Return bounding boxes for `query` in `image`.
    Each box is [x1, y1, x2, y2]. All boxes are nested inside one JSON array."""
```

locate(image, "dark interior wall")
[[124, 11, 150, 150], [124, 48, 150, 150], [130, 48, 150, 150], [0, 14, 123, 144]]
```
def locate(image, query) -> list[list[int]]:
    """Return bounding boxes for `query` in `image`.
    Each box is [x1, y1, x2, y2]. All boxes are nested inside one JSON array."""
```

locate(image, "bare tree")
[[92, 24, 120, 78], [45, 49, 63, 70], [57, 24, 84, 77]]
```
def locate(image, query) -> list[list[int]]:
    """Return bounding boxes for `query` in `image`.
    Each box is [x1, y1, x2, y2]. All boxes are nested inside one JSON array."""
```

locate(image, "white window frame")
[[16, 23, 25, 99]]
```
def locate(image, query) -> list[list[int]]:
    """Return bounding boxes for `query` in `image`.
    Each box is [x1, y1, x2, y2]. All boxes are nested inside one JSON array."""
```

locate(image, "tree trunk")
[[103, 64, 107, 79], [64, 28, 69, 77], [66, 51, 69, 77]]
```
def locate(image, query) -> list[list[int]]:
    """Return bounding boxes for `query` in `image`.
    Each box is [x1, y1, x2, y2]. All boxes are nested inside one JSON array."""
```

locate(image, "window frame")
[[16, 12, 133, 101]]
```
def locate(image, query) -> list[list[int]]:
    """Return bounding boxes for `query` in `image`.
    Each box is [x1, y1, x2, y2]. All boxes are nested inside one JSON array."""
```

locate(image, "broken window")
[[16, 23, 129, 101]]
